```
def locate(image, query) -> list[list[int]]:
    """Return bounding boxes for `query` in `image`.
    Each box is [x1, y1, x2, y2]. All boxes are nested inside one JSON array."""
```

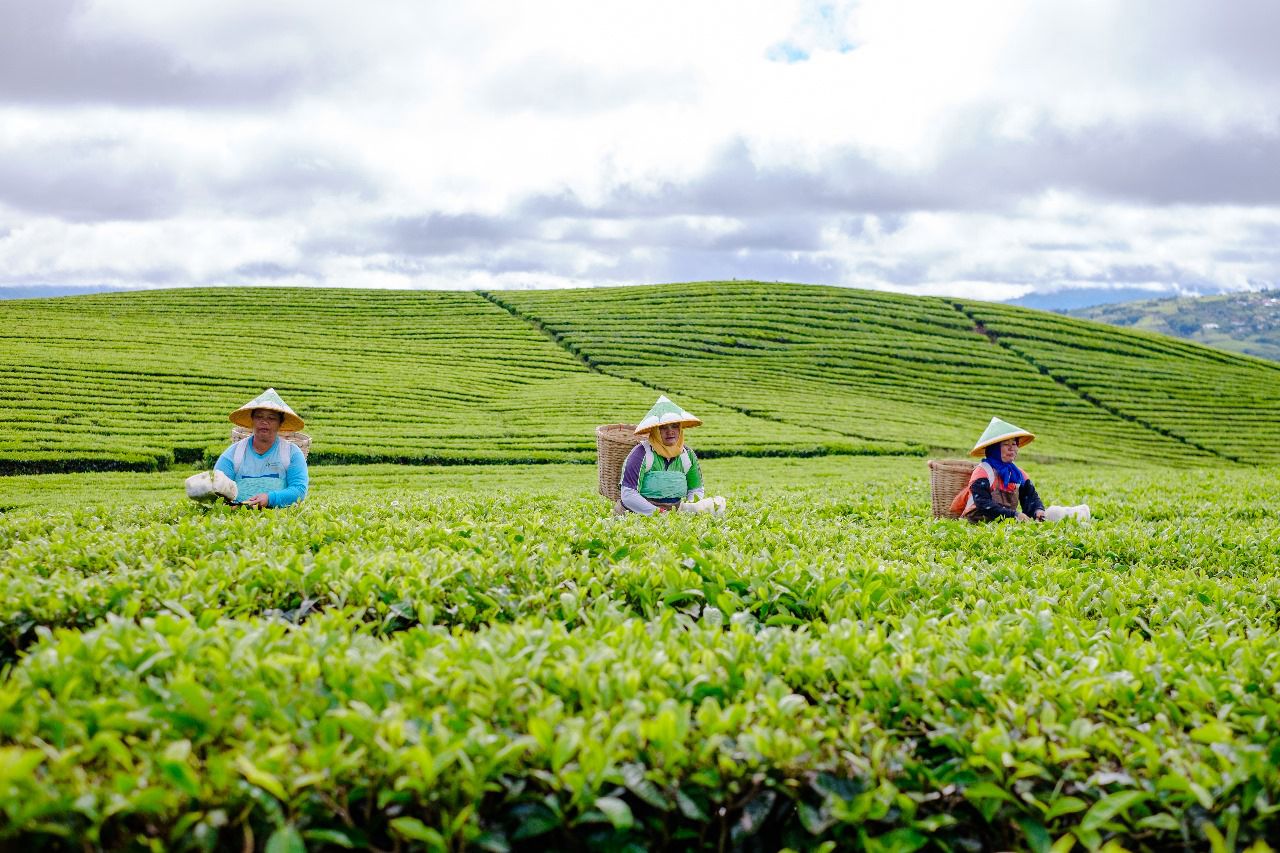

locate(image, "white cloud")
[[1, 0, 1278, 303]]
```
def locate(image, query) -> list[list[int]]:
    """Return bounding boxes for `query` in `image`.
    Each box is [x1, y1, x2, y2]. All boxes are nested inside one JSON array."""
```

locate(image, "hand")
[[1014, 511, 1032, 522], [241, 493, 270, 509], [1034, 509, 1046, 522]]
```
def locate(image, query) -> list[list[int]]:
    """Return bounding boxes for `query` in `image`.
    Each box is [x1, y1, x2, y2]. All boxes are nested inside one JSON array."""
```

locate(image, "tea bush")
[[1, 458, 1278, 850]]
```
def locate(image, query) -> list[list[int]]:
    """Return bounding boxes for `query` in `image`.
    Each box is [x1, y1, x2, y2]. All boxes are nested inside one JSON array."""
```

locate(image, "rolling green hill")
[[1067, 289, 1280, 362], [0, 288, 861, 474], [3, 282, 1279, 474], [500, 284, 1280, 465]]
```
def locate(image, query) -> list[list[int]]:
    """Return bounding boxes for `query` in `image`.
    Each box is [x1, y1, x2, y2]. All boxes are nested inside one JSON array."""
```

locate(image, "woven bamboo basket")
[[230, 426, 312, 460], [596, 423, 643, 501], [928, 458, 975, 519]]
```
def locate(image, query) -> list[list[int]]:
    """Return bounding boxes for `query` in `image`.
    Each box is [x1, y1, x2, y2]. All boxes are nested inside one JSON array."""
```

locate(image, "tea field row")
[[495, 284, 1266, 465], [960, 301, 1280, 463], [0, 288, 871, 473], [7, 282, 1278, 473], [1, 458, 1279, 849]]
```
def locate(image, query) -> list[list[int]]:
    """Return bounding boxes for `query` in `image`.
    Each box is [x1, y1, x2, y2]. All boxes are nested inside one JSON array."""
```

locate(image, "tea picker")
[[606, 396, 726, 516], [185, 388, 310, 509], [948, 417, 1090, 523]]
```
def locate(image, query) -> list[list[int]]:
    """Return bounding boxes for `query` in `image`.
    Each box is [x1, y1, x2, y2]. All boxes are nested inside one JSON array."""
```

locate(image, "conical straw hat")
[[969, 416, 1034, 457], [229, 388, 305, 432], [633, 395, 702, 434]]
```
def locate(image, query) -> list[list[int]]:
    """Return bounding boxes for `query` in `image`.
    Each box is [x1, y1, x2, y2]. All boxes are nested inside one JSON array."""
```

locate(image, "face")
[[658, 423, 681, 445], [251, 409, 284, 442], [999, 439, 1019, 462]]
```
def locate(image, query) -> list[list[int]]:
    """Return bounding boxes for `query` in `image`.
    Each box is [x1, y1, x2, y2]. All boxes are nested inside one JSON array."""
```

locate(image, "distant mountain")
[[1065, 290, 1280, 363], [0, 285, 128, 300]]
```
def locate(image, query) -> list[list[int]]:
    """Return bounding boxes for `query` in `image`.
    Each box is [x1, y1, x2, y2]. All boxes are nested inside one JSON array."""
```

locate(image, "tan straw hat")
[[969, 416, 1034, 457], [228, 388, 305, 432]]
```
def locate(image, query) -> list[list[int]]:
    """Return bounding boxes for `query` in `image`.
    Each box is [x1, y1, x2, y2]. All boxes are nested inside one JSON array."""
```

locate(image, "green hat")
[[969, 416, 1034, 457], [633, 395, 702, 434], [229, 388, 305, 432]]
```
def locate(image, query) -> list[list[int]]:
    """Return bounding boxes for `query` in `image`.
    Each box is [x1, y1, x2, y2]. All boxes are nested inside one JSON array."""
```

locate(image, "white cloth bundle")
[[1043, 504, 1090, 522], [677, 496, 727, 515], [185, 470, 238, 503]]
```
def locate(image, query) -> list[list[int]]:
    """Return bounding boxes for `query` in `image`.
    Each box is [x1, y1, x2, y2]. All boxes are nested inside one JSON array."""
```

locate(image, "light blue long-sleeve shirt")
[[214, 437, 309, 507]]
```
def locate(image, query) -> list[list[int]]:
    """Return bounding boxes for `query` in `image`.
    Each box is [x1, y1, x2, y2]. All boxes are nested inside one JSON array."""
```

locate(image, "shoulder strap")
[[678, 448, 691, 472], [232, 436, 250, 474], [952, 461, 993, 516], [233, 437, 292, 474], [640, 443, 654, 473], [973, 460, 1009, 490]]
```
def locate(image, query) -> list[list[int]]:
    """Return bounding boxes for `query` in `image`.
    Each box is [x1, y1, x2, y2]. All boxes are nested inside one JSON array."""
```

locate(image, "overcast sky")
[[2, 0, 1278, 304]]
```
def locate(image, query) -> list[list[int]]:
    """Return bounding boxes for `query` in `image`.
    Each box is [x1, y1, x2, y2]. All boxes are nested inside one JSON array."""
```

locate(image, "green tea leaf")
[[1015, 816, 1052, 853], [1190, 722, 1233, 744], [265, 825, 305, 853], [1081, 790, 1149, 831], [1045, 797, 1088, 821], [235, 756, 288, 802], [390, 817, 445, 847], [594, 796, 634, 830]]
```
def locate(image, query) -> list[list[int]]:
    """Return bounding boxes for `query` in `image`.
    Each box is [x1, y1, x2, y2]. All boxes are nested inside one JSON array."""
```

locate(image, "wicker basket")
[[928, 458, 975, 519], [230, 426, 312, 460], [596, 423, 643, 501]]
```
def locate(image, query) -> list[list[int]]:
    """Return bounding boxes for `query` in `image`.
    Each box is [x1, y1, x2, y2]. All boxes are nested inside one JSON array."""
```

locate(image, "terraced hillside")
[[496, 284, 1244, 465], [0, 288, 865, 473], [6, 284, 1280, 850], [4, 282, 1278, 473], [962, 300, 1280, 464]]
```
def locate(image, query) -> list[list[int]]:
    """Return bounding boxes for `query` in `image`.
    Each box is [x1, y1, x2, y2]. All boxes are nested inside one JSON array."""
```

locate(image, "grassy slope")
[[5, 281, 1279, 472], [497, 283, 1251, 465], [0, 288, 858, 473], [963, 300, 1280, 464]]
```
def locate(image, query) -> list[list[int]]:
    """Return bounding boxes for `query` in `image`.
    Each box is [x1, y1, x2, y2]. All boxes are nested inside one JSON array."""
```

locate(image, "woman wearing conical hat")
[[950, 417, 1089, 523], [186, 388, 309, 508], [616, 396, 726, 516]]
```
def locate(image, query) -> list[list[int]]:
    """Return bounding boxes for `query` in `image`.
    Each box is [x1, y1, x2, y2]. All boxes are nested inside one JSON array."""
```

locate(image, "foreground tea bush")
[[2, 460, 1279, 850], [4, 605, 1280, 850], [4, 474, 1278, 663]]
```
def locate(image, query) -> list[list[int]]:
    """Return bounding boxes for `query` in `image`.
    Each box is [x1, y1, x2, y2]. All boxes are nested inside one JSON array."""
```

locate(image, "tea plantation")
[[6, 282, 1280, 472], [2, 283, 1278, 851]]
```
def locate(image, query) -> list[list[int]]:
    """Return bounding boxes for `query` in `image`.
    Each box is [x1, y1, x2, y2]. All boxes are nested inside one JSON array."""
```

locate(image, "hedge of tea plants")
[[2, 458, 1279, 850], [0, 288, 871, 474], [9, 281, 1278, 474], [493, 283, 1253, 466], [958, 300, 1280, 465]]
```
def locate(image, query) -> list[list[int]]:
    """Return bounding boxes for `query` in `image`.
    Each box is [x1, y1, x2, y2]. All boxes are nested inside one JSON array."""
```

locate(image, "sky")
[[1, 0, 1278, 306]]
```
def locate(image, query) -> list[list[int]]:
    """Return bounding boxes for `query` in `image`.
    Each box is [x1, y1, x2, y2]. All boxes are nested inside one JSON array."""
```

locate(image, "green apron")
[[638, 451, 690, 502]]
